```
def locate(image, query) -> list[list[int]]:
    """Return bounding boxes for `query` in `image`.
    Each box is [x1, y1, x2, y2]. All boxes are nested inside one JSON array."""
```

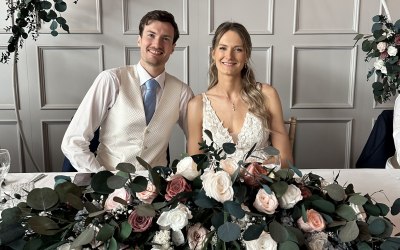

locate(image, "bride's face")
[[212, 30, 247, 77]]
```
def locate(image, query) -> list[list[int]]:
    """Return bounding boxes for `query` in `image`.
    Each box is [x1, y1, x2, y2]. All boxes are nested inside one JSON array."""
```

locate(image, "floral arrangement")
[[354, 15, 400, 103], [1, 131, 400, 250]]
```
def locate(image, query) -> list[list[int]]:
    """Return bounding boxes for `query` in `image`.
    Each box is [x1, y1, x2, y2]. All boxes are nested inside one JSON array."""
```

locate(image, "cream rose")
[[297, 209, 326, 232], [201, 170, 234, 203], [253, 189, 279, 214], [187, 223, 209, 250], [136, 182, 158, 204], [157, 203, 192, 231], [388, 45, 398, 56], [307, 232, 329, 250], [176, 156, 201, 181], [220, 158, 239, 177], [377, 42, 388, 52], [278, 184, 302, 209], [104, 188, 131, 210], [374, 59, 385, 70], [244, 231, 277, 250]]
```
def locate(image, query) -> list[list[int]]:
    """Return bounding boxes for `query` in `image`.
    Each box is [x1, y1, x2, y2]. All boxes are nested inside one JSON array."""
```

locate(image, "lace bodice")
[[202, 93, 270, 162]]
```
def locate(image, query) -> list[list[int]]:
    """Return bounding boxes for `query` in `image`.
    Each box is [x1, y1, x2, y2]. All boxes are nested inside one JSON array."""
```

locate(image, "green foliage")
[[1, 0, 79, 63], [354, 15, 400, 103]]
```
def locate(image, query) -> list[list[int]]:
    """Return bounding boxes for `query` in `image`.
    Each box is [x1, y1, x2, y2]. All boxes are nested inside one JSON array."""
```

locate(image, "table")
[[2, 169, 400, 235]]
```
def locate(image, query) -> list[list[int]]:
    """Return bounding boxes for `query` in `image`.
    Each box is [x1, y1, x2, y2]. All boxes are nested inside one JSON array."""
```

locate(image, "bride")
[[187, 22, 293, 168]]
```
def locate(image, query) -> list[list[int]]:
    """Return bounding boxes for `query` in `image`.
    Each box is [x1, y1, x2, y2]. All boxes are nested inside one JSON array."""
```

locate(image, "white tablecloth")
[[2, 169, 400, 234]]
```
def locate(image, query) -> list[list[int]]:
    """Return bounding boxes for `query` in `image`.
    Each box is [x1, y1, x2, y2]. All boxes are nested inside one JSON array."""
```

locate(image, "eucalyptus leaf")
[[50, 20, 58, 30], [222, 142, 236, 154], [0, 207, 22, 226], [325, 183, 346, 201], [71, 226, 96, 248], [27, 187, 59, 211], [136, 203, 156, 217], [116, 162, 136, 173], [223, 201, 245, 219], [96, 223, 115, 241], [27, 216, 60, 236], [391, 198, 400, 215], [107, 174, 128, 189], [217, 222, 241, 242], [279, 241, 300, 250], [376, 202, 390, 216], [107, 237, 118, 250], [348, 194, 368, 206], [65, 193, 84, 210], [269, 220, 289, 243], [380, 237, 400, 249], [338, 221, 359, 242], [195, 190, 217, 208], [117, 221, 132, 241], [91, 171, 114, 194], [357, 241, 373, 250], [336, 204, 356, 221], [242, 224, 264, 241], [270, 181, 288, 198], [129, 175, 148, 193], [368, 217, 386, 236], [55, 1, 67, 12], [311, 199, 335, 214]]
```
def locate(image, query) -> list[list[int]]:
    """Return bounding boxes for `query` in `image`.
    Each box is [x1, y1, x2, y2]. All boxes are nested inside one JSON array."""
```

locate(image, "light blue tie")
[[144, 79, 158, 124]]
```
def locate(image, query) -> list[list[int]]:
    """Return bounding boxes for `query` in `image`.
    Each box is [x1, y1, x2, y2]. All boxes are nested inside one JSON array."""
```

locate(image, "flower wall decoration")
[[355, 15, 400, 103]]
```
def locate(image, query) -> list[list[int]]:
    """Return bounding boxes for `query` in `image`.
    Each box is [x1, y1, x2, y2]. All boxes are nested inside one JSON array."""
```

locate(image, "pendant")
[[232, 103, 236, 111]]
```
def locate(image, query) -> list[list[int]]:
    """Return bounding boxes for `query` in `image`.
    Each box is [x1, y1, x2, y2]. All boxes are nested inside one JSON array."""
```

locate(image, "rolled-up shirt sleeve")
[[61, 70, 119, 172]]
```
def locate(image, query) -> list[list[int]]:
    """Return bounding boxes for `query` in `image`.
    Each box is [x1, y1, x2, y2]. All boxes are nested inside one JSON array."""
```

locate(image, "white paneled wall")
[[0, 0, 398, 172]]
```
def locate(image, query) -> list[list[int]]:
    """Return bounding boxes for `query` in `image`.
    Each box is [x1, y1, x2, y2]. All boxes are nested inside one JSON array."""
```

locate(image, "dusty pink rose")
[[187, 223, 209, 250], [297, 209, 326, 232], [128, 209, 153, 232], [253, 189, 279, 214], [220, 158, 239, 176], [242, 162, 269, 187], [395, 35, 400, 45], [165, 175, 192, 201], [136, 182, 158, 204], [377, 42, 388, 52], [104, 188, 131, 210], [380, 51, 389, 60]]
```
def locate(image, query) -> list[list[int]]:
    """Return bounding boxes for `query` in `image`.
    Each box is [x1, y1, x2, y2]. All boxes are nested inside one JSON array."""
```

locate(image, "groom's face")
[[138, 21, 176, 75]]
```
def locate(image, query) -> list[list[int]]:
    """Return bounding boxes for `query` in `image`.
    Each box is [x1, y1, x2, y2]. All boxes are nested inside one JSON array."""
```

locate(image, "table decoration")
[[0, 131, 400, 249], [354, 15, 400, 103]]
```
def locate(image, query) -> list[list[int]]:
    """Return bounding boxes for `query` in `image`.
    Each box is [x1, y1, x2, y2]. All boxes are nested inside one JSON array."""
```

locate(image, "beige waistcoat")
[[96, 65, 183, 170]]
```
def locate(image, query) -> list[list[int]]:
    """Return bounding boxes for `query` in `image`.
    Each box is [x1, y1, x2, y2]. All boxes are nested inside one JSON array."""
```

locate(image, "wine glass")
[[252, 146, 281, 171], [0, 149, 10, 186]]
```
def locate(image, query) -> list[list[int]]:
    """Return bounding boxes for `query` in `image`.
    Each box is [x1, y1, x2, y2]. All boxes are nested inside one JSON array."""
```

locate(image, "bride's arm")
[[186, 95, 204, 155], [261, 84, 294, 168]]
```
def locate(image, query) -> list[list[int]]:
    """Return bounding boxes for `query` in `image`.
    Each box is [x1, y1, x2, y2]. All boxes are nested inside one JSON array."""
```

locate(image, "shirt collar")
[[137, 62, 165, 89]]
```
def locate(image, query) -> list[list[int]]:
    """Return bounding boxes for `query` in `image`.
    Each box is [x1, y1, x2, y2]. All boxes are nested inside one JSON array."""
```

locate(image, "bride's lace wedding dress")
[[202, 94, 270, 162]]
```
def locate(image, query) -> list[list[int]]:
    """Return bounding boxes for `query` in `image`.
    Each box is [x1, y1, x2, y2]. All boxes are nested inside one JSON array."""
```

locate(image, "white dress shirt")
[[61, 62, 194, 172]]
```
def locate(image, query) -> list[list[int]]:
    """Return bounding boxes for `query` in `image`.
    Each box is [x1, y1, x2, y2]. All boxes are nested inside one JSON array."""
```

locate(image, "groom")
[[61, 10, 194, 172]]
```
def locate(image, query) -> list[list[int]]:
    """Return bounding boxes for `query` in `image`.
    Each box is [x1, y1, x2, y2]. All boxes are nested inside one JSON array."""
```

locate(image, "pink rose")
[[136, 182, 158, 204], [377, 42, 388, 52], [220, 158, 239, 176], [297, 209, 326, 232], [253, 189, 279, 214], [242, 162, 269, 187], [380, 51, 389, 60], [395, 35, 400, 45], [104, 188, 131, 210], [128, 209, 153, 232], [187, 223, 209, 250], [165, 175, 192, 201]]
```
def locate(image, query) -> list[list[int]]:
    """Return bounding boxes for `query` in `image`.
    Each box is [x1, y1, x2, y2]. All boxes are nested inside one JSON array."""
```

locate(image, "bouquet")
[[1, 130, 400, 250], [354, 15, 400, 103]]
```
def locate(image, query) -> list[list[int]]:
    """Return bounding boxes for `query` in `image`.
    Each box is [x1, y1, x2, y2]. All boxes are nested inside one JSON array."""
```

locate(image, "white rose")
[[388, 45, 398, 56], [176, 157, 201, 181], [201, 170, 234, 203], [253, 189, 279, 214], [244, 231, 277, 250], [171, 230, 185, 246], [374, 59, 385, 70], [220, 158, 239, 177], [157, 203, 192, 231], [278, 184, 303, 209], [377, 42, 388, 52], [187, 223, 209, 250]]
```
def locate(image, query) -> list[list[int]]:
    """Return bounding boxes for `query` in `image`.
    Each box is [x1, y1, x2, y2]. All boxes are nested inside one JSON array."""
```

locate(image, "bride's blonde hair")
[[208, 22, 270, 130]]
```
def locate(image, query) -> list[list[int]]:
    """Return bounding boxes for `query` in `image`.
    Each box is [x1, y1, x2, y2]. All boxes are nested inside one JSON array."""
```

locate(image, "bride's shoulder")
[[258, 82, 278, 97]]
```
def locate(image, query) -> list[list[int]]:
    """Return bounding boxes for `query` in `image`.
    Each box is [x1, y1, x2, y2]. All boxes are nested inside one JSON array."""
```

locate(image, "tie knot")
[[145, 79, 158, 90]]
